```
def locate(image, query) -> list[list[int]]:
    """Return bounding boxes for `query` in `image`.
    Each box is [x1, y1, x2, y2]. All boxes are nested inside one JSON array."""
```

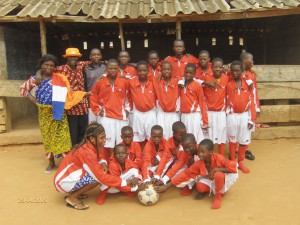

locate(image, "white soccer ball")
[[138, 184, 160, 206]]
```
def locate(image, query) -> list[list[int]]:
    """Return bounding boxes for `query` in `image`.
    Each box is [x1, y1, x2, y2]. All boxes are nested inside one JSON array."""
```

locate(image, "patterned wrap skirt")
[[37, 104, 72, 156]]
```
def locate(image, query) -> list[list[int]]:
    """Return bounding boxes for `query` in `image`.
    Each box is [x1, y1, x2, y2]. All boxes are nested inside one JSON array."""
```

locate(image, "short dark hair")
[[182, 133, 196, 144], [113, 144, 127, 154], [119, 50, 129, 56], [90, 48, 101, 54], [199, 139, 214, 151], [38, 54, 59, 69], [231, 60, 243, 70], [172, 121, 186, 132], [148, 50, 159, 58], [173, 39, 184, 46], [107, 58, 119, 66], [136, 60, 148, 69], [212, 57, 224, 65], [199, 50, 210, 57], [151, 125, 163, 133], [121, 126, 133, 134], [185, 63, 196, 72]]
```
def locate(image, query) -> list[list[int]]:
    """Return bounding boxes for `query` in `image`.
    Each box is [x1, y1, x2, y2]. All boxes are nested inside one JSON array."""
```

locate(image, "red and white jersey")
[[153, 77, 180, 112], [117, 65, 137, 78], [203, 75, 229, 111], [148, 63, 162, 80], [108, 157, 139, 176], [54, 142, 124, 193], [171, 153, 237, 186], [90, 76, 129, 120], [244, 70, 261, 112], [226, 77, 256, 123], [195, 65, 213, 79], [165, 54, 199, 79], [180, 81, 208, 126], [141, 138, 169, 180], [128, 77, 156, 112], [119, 141, 142, 168]]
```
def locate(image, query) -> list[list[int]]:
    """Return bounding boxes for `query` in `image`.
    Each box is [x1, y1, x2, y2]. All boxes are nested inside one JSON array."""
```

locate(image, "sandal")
[[65, 196, 89, 210], [245, 150, 255, 160]]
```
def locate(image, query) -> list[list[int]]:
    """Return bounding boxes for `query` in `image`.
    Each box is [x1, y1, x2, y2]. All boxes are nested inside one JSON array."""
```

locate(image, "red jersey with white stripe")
[[172, 153, 237, 186], [54, 142, 123, 193], [244, 70, 261, 112], [117, 65, 137, 78], [195, 65, 213, 79], [108, 157, 139, 176], [148, 63, 162, 79], [128, 77, 156, 112], [226, 77, 256, 123], [202, 75, 229, 111], [165, 54, 199, 78], [90, 76, 129, 120], [141, 138, 169, 180], [153, 77, 180, 112], [119, 141, 142, 168], [180, 81, 208, 126]]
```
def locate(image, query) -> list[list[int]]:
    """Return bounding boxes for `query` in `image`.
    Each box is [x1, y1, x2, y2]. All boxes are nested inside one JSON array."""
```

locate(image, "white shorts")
[[132, 109, 157, 142], [197, 172, 238, 194], [99, 117, 128, 148], [207, 111, 227, 144], [181, 112, 204, 144], [128, 111, 134, 127], [88, 108, 98, 124], [105, 168, 141, 193], [157, 110, 180, 140], [227, 112, 252, 145]]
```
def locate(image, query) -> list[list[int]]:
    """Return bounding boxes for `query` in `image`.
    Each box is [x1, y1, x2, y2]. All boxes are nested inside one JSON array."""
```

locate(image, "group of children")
[[53, 39, 260, 210]]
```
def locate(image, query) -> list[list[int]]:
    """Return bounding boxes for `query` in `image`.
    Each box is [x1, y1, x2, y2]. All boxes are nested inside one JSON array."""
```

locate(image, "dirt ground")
[[1, 139, 300, 225]]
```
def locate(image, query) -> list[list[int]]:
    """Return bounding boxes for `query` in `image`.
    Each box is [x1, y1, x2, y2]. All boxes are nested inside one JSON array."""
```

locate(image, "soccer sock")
[[238, 145, 250, 173], [218, 143, 226, 156], [181, 186, 193, 196], [229, 142, 238, 160], [211, 172, 225, 209], [96, 190, 107, 205], [196, 183, 210, 193]]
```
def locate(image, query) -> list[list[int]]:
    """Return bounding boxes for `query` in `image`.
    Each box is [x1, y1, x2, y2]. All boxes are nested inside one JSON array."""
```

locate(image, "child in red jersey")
[[155, 139, 238, 210], [180, 63, 208, 144], [147, 50, 162, 79], [165, 39, 198, 78], [202, 58, 229, 155], [226, 60, 256, 173], [141, 125, 169, 182], [153, 61, 180, 139], [128, 61, 157, 144], [96, 144, 142, 205], [120, 126, 142, 168]]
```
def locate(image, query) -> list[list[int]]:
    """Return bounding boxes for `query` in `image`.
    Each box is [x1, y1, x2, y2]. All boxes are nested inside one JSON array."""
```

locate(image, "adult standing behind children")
[[20, 54, 88, 173], [56, 48, 89, 146], [83, 48, 106, 123], [165, 39, 199, 78]]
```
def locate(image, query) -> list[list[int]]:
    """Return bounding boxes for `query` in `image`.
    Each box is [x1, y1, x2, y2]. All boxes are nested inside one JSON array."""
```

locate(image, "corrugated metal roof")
[[0, 0, 299, 19]]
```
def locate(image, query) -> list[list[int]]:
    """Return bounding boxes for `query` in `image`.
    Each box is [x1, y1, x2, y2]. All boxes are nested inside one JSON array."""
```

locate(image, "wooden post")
[[176, 21, 182, 40], [39, 20, 47, 55], [263, 26, 267, 64], [119, 22, 125, 50]]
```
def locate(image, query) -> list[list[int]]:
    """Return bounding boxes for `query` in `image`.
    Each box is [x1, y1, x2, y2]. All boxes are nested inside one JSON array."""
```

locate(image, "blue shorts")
[[71, 173, 97, 191]]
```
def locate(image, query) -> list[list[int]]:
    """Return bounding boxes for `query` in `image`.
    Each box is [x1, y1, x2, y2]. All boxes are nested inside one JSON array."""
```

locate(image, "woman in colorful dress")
[[20, 54, 88, 173]]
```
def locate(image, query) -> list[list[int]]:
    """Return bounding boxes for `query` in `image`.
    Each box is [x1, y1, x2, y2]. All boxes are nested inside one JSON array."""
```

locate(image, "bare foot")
[[44, 164, 55, 174], [195, 192, 206, 200], [65, 196, 89, 210]]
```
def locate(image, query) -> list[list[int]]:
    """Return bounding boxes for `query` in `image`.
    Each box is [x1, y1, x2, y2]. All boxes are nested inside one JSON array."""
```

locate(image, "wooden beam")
[[119, 22, 125, 50], [253, 65, 300, 82], [176, 21, 181, 40], [257, 105, 300, 123], [39, 20, 47, 55], [258, 82, 300, 100], [1, 7, 300, 23]]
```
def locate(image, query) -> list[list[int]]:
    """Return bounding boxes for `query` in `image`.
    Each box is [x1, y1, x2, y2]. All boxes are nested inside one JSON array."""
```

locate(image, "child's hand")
[[100, 162, 108, 174], [153, 158, 159, 166], [204, 81, 218, 90], [248, 123, 254, 130], [98, 110, 104, 117], [128, 177, 140, 188], [137, 183, 147, 191], [84, 91, 92, 98], [209, 168, 217, 180], [154, 185, 168, 193], [172, 148, 179, 156]]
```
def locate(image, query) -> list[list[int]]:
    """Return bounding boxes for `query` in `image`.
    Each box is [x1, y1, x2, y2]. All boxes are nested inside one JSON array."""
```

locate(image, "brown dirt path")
[[0, 139, 300, 225]]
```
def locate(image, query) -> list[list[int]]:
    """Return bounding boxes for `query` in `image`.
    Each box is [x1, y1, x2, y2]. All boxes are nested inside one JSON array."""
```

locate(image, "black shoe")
[[245, 150, 255, 160]]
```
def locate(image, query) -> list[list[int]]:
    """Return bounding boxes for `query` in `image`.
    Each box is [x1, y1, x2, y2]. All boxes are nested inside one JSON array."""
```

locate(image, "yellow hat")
[[63, 48, 82, 58]]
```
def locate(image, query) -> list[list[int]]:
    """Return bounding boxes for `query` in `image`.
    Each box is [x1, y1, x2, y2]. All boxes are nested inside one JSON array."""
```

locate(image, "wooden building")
[[0, 0, 299, 139]]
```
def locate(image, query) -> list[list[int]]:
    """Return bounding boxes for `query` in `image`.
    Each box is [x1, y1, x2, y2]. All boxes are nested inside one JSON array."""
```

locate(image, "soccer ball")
[[138, 184, 160, 206]]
